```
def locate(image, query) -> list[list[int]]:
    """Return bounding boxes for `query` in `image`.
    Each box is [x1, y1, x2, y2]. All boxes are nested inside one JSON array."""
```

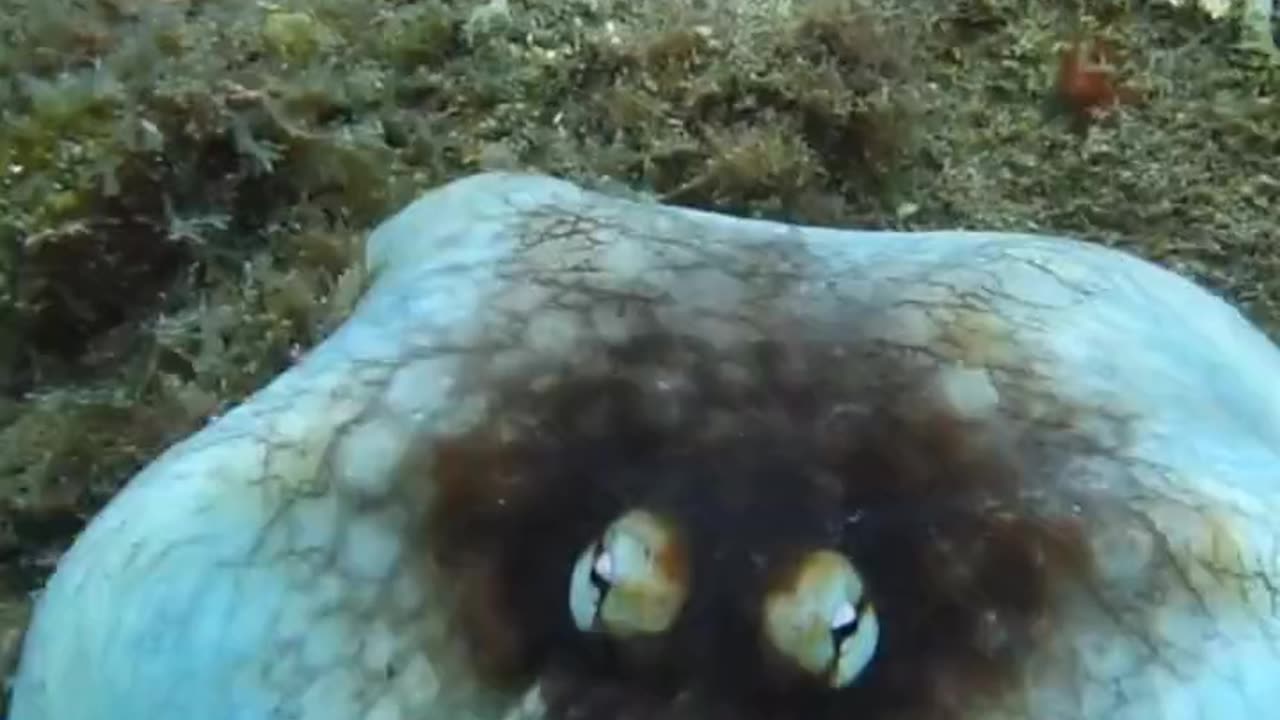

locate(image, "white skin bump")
[[8, 172, 1280, 720]]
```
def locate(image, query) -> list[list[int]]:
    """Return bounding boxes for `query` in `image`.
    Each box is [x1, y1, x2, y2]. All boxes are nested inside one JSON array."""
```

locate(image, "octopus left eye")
[[568, 509, 690, 638], [763, 549, 880, 689]]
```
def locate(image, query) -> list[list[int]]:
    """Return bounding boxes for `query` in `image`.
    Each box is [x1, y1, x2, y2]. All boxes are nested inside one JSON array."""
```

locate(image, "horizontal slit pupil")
[[588, 543, 612, 603]]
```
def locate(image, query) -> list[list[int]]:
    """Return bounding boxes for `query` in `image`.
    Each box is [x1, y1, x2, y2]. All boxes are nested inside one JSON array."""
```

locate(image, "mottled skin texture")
[[8, 172, 1280, 719]]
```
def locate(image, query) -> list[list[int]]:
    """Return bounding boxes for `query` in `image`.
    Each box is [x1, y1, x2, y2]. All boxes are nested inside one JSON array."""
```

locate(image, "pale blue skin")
[[8, 172, 1280, 719]]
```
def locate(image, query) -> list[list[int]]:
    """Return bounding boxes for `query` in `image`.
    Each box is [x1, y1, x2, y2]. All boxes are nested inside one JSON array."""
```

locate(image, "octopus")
[[7, 172, 1280, 720]]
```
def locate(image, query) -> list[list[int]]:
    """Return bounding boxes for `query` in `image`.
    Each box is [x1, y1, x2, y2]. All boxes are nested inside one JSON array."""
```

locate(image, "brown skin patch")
[[651, 516, 692, 593], [762, 550, 815, 601], [422, 330, 1111, 720]]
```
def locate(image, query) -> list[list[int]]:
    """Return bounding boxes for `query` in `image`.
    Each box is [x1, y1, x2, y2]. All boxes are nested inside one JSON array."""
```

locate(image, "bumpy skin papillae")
[[8, 172, 1280, 719]]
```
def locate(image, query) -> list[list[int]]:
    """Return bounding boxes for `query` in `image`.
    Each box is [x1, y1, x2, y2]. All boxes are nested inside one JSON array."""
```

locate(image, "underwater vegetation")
[[0, 0, 1277, 704]]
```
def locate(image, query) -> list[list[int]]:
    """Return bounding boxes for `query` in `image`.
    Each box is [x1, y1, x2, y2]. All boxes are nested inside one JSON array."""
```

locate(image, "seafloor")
[[0, 0, 1276, 707]]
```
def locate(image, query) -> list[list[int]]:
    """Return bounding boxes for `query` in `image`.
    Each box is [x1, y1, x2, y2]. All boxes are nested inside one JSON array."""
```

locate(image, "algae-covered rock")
[[261, 11, 338, 64], [8, 172, 1280, 720]]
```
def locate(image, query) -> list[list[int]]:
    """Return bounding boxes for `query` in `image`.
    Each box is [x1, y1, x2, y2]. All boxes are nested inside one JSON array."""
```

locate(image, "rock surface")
[[8, 172, 1280, 719]]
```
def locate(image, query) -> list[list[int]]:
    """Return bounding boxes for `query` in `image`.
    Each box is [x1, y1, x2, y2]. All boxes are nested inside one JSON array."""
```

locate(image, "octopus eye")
[[568, 509, 690, 637], [763, 549, 880, 689]]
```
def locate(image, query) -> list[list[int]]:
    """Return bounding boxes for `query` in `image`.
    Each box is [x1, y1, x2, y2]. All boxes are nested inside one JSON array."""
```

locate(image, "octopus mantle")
[[9, 172, 1280, 719]]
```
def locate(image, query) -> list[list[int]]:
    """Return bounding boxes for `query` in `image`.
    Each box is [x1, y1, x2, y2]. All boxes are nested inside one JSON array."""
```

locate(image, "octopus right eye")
[[568, 509, 691, 638]]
